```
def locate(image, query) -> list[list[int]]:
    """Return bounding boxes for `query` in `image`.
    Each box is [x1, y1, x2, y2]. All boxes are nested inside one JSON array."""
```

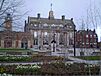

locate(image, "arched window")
[[21, 37, 28, 49], [34, 31, 37, 38], [4, 36, 12, 48], [43, 32, 48, 45], [33, 31, 38, 45]]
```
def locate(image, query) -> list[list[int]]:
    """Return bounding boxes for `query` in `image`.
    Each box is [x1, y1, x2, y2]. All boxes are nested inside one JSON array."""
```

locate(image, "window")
[[82, 43, 84, 44], [30, 23, 33, 26], [43, 32, 49, 45], [59, 24, 63, 27], [4, 36, 12, 48], [34, 39, 38, 45], [69, 26, 72, 28], [51, 24, 54, 26], [44, 24, 48, 26], [43, 39, 48, 45], [94, 43, 97, 44], [44, 32, 48, 36], [90, 39, 93, 43], [34, 24, 37, 26], [86, 35, 88, 38], [69, 38, 73, 45], [86, 43, 89, 44], [94, 39, 96, 42], [34, 32, 37, 38], [86, 39, 89, 42], [69, 33, 73, 38], [30, 30, 33, 34], [94, 35, 96, 38], [90, 35, 92, 37], [21, 38, 28, 48]]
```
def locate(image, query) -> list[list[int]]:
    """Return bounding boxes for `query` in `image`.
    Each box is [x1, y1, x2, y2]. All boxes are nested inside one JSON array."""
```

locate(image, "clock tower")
[[5, 13, 12, 31]]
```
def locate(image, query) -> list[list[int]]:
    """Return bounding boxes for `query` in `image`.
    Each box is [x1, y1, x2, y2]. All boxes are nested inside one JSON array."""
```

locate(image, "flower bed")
[[32, 55, 64, 62], [15, 64, 41, 75], [0, 63, 100, 75]]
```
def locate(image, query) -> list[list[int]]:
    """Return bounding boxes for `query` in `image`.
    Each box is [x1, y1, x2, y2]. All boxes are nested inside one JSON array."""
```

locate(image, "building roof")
[[28, 17, 74, 26], [0, 30, 32, 40], [77, 29, 97, 35]]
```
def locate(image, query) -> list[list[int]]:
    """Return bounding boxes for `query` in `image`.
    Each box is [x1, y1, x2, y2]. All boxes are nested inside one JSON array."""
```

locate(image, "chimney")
[[71, 18, 73, 21], [25, 20, 26, 26], [62, 15, 65, 20], [37, 13, 40, 19], [93, 29, 95, 33], [28, 16, 30, 23], [25, 20, 26, 24], [87, 29, 89, 31]]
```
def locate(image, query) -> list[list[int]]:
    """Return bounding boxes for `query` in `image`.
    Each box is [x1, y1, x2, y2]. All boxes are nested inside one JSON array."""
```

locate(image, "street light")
[[74, 25, 76, 56], [70, 18, 76, 56]]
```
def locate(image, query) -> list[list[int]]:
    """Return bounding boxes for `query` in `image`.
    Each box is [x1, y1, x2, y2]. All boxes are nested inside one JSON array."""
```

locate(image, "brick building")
[[0, 14, 33, 48], [75, 29, 98, 48]]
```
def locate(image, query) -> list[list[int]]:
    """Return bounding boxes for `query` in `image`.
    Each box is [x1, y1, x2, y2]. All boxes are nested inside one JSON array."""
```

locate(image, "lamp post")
[[99, 46, 101, 75], [74, 25, 76, 56]]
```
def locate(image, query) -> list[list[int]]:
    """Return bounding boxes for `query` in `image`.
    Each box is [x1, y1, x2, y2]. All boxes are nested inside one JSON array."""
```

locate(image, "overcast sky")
[[24, 0, 101, 41]]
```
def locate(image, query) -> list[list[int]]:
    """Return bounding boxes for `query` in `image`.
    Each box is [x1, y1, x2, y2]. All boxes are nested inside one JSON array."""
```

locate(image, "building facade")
[[24, 9, 75, 51], [0, 14, 33, 48], [75, 29, 98, 48]]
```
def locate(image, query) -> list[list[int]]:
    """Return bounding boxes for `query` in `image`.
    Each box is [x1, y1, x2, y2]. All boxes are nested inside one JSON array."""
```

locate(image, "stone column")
[[56, 33, 59, 46], [1, 40, 4, 48], [28, 41, 31, 48], [38, 31, 41, 49], [48, 32, 52, 46], [40, 31, 43, 50], [18, 40, 21, 48], [32, 30, 34, 46], [30, 38, 33, 48], [64, 32, 67, 46], [67, 32, 69, 47], [12, 40, 16, 48], [51, 43, 53, 52], [30, 30, 33, 34]]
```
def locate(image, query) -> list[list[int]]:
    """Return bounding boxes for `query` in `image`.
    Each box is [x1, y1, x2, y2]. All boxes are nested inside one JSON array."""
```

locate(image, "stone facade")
[[24, 10, 75, 51], [0, 11, 75, 50]]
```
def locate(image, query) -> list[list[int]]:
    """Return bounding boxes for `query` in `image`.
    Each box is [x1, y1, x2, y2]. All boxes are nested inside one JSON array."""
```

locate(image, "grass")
[[0, 56, 32, 62], [0, 48, 32, 52], [0, 55, 64, 62], [74, 56, 101, 60]]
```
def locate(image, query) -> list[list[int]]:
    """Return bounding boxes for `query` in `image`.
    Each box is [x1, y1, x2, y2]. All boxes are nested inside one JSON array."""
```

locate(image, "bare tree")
[[84, 0, 101, 30], [76, 0, 101, 31], [0, 0, 27, 30]]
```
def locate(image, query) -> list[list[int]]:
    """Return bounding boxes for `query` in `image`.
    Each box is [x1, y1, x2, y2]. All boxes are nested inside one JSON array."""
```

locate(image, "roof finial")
[[51, 3, 53, 11], [48, 3, 54, 19]]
